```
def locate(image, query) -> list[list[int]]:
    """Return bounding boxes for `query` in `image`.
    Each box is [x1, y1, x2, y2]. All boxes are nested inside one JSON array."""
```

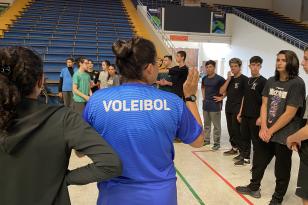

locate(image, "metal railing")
[[232, 8, 308, 50], [136, 0, 176, 57]]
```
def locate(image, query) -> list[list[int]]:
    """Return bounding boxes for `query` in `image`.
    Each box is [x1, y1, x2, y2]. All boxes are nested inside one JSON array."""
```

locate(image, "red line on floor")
[[192, 151, 254, 205]]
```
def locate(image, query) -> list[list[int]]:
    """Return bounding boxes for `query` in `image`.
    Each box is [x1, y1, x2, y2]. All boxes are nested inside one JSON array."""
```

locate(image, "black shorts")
[[296, 161, 308, 200]]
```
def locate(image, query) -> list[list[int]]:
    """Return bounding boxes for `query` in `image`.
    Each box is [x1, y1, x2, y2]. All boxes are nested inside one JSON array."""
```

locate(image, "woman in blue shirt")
[[84, 37, 204, 205]]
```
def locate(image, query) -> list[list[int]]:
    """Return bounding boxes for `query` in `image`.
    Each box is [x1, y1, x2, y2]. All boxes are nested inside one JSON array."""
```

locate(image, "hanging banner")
[[211, 12, 226, 34], [148, 7, 162, 28]]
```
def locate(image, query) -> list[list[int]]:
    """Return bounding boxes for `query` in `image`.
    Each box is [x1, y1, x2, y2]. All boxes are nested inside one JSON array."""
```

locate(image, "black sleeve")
[[59, 77, 63, 92], [262, 77, 273, 97], [63, 110, 122, 185]]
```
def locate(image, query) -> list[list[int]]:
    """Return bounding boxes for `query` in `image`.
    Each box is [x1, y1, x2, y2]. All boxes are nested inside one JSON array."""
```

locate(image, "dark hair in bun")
[[0, 46, 43, 133], [112, 37, 157, 80]]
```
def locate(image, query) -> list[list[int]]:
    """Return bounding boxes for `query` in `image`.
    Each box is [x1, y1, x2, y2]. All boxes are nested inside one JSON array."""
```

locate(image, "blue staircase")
[[0, 0, 135, 95]]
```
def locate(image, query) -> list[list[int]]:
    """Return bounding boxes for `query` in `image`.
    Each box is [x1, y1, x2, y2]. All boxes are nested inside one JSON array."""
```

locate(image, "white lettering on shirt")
[[269, 88, 287, 99], [102, 99, 171, 112]]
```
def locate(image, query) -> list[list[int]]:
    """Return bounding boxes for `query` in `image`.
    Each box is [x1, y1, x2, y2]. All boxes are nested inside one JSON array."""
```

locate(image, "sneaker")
[[269, 199, 282, 205], [223, 148, 238, 156], [233, 154, 242, 161], [211, 145, 220, 151], [236, 185, 261, 198], [234, 158, 250, 166]]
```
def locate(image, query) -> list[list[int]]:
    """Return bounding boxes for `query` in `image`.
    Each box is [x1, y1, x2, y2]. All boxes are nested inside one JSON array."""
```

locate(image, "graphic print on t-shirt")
[[268, 87, 288, 124]]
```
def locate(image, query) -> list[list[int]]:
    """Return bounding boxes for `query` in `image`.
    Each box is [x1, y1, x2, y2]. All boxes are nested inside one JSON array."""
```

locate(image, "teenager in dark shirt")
[[0, 47, 122, 205], [86, 59, 100, 93], [220, 58, 248, 156], [163, 51, 188, 99], [58, 57, 77, 108], [286, 47, 308, 205], [157, 55, 173, 92], [235, 56, 267, 166], [236, 50, 306, 205], [201, 60, 225, 150]]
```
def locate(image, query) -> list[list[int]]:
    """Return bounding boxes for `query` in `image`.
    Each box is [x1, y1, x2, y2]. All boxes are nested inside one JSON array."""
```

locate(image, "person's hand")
[[85, 95, 90, 101], [287, 135, 301, 152], [183, 68, 199, 98], [263, 128, 273, 143], [227, 71, 233, 80], [213, 95, 223, 102], [259, 126, 269, 142], [237, 113, 242, 123], [58, 92, 63, 99], [256, 117, 261, 126]]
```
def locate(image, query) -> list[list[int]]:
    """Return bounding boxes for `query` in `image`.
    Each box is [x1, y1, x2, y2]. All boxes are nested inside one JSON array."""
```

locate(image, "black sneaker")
[[233, 154, 242, 161], [236, 185, 261, 198], [269, 199, 282, 205], [223, 148, 238, 156], [234, 158, 250, 166]]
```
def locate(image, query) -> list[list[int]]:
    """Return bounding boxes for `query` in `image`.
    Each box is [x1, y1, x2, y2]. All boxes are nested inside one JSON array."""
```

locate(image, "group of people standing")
[[1, 37, 308, 205], [201, 49, 308, 205], [0, 37, 204, 205], [58, 58, 120, 115]]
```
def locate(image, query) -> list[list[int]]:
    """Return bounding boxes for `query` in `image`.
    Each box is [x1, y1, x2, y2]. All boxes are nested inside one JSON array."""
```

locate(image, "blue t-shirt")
[[60, 67, 78, 92], [83, 83, 202, 205], [202, 74, 225, 112]]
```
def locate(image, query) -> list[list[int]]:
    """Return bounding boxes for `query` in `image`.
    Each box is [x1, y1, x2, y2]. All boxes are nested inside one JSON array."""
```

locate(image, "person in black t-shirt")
[[236, 50, 306, 205], [161, 51, 188, 99], [235, 56, 267, 166], [220, 58, 248, 156], [286, 47, 308, 205], [86, 59, 100, 93]]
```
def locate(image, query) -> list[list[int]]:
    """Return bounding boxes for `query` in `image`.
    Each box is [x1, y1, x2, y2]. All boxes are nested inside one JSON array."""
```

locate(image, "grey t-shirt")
[[262, 76, 306, 144]]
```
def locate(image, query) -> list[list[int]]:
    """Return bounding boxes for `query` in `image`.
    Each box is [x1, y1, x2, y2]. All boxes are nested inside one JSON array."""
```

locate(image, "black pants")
[[225, 112, 241, 149], [248, 140, 292, 203], [238, 116, 259, 159]]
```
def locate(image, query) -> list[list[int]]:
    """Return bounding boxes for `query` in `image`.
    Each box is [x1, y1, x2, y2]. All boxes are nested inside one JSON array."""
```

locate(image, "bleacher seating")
[[0, 0, 135, 95], [214, 4, 308, 44], [132, 0, 181, 8]]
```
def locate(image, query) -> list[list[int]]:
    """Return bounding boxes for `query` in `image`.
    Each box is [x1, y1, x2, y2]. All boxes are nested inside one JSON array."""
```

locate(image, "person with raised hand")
[[83, 37, 204, 205]]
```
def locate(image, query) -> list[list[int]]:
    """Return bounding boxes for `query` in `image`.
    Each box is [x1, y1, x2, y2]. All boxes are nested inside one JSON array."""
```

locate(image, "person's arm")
[[267, 106, 298, 137], [183, 68, 203, 148], [58, 77, 63, 98], [237, 97, 244, 123], [73, 84, 90, 101], [287, 122, 308, 151], [219, 72, 232, 95], [201, 79, 205, 100], [259, 96, 269, 142], [63, 110, 122, 185]]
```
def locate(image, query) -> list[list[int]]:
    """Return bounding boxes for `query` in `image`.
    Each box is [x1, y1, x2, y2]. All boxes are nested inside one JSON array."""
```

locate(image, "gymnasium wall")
[[225, 13, 308, 90]]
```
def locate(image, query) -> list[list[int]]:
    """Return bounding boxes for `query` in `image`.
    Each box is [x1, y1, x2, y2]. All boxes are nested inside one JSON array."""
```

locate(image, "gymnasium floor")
[[68, 87, 302, 205]]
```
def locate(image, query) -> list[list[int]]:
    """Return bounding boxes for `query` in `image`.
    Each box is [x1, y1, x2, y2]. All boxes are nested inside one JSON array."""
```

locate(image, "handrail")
[[232, 8, 308, 50], [136, 0, 176, 57]]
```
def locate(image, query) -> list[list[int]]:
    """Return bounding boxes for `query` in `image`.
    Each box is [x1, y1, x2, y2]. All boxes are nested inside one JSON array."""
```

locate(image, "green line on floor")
[[176, 167, 205, 205]]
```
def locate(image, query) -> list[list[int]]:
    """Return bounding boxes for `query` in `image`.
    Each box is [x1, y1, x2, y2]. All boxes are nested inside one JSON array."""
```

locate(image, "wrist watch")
[[184, 95, 197, 102]]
